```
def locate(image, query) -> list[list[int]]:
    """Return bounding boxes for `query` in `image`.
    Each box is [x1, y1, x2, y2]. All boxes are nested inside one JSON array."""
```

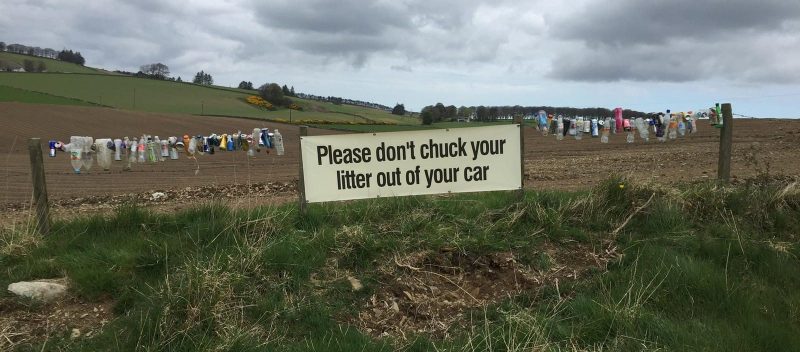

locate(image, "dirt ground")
[[2, 102, 800, 220]]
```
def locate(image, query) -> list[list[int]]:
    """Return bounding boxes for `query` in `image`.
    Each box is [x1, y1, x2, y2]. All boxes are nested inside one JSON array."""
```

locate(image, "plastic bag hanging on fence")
[[273, 129, 285, 155], [187, 136, 197, 157], [69, 136, 83, 173], [591, 118, 599, 137], [668, 114, 678, 140], [556, 117, 564, 141], [583, 117, 591, 134], [601, 118, 610, 143], [575, 117, 584, 140], [95, 138, 113, 171], [614, 107, 623, 134], [168, 137, 179, 159], [549, 117, 558, 135], [137, 137, 146, 163], [678, 114, 686, 137], [81, 136, 94, 172], [147, 136, 158, 163], [537, 110, 548, 135], [194, 136, 205, 156], [635, 117, 649, 142], [625, 120, 635, 143]]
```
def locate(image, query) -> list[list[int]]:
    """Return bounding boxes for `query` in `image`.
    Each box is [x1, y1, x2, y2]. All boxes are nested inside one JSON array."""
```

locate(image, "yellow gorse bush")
[[246, 96, 275, 110]]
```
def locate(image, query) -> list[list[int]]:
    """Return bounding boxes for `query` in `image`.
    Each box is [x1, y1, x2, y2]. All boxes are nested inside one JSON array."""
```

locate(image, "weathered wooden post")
[[718, 103, 733, 182], [28, 138, 51, 235], [514, 116, 525, 200], [298, 126, 308, 215]]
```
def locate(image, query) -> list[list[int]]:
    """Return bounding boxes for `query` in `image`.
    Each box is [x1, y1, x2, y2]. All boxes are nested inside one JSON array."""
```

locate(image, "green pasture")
[[0, 85, 95, 106], [0, 73, 418, 125], [0, 52, 106, 74]]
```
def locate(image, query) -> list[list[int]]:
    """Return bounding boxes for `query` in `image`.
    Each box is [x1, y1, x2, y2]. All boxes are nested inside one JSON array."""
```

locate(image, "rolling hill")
[[0, 52, 108, 74], [0, 71, 418, 125]]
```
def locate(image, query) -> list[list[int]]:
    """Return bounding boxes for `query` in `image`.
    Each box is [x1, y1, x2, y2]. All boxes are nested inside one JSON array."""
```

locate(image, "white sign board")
[[300, 124, 522, 203]]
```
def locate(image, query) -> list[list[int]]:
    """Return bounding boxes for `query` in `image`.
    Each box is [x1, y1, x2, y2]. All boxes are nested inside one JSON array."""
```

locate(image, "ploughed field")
[[2, 102, 800, 207]]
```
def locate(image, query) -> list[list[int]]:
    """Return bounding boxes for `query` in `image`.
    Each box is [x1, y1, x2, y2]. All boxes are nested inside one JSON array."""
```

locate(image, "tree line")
[[419, 103, 649, 125], [0, 41, 85, 65]]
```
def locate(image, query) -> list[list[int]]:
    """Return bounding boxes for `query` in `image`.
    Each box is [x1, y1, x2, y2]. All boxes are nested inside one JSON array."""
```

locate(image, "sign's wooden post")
[[718, 103, 733, 182], [298, 126, 308, 215], [28, 138, 51, 236], [514, 116, 525, 200]]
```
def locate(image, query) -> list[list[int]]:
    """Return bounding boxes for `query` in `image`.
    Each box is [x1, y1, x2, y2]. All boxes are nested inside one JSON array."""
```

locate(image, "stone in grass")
[[7, 280, 68, 302]]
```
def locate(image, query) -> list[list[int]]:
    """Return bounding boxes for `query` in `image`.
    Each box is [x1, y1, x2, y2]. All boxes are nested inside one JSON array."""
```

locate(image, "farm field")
[[0, 52, 107, 74], [2, 102, 800, 210], [0, 73, 416, 124], [0, 85, 96, 106]]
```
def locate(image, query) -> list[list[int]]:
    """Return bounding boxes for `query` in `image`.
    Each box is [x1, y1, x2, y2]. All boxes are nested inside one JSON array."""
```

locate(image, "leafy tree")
[[259, 83, 291, 107], [421, 107, 434, 125], [289, 86, 295, 97], [193, 71, 213, 85], [140, 63, 170, 80], [36, 61, 46, 72], [391, 103, 406, 116], [57, 50, 85, 65], [238, 81, 254, 90], [0, 42, 5, 51], [176, 76, 182, 82], [445, 105, 457, 120], [476, 106, 488, 121], [23, 59, 35, 72], [282, 84, 290, 96]]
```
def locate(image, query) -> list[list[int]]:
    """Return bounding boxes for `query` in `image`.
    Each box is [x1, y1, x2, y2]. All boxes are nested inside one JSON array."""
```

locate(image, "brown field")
[[2, 102, 800, 213]]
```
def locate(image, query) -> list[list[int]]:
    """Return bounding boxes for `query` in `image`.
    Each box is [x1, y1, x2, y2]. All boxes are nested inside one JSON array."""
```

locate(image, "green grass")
[[0, 85, 96, 106], [2, 179, 799, 351], [0, 52, 108, 74], [311, 121, 518, 133], [0, 72, 417, 126]]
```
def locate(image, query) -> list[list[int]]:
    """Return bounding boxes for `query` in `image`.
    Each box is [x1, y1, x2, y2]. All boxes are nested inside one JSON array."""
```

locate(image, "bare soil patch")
[[349, 243, 618, 339], [0, 295, 114, 350]]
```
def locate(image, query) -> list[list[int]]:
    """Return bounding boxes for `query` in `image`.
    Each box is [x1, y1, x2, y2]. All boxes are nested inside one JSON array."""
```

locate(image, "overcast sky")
[[2, 0, 799, 117]]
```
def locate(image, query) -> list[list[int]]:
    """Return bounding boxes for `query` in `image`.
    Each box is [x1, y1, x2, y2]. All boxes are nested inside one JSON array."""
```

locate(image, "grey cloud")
[[253, 0, 409, 35], [555, 0, 800, 46], [548, 0, 800, 83], [390, 65, 413, 72]]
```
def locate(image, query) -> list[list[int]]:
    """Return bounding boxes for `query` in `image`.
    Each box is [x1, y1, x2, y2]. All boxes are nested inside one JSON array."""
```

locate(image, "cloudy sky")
[[2, 0, 799, 117]]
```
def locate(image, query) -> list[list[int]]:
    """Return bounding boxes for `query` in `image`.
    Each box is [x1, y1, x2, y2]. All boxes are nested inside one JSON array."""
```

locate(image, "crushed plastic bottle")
[[95, 138, 113, 171], [556, 117, 564, 141], [138, 137, 146, 163], [601, 118, 610, 144], [273, 129, 284, 155], [636, 117, 649, 142], [81, 137, 94, 172], [168, 137, 179, 160]]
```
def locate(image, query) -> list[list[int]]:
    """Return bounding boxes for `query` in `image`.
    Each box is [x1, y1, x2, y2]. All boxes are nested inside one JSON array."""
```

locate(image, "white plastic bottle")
[[81, 137, 94, 172], [95, 139, 113, 171], [575, 117, 583, 140], [113, 139, 122, 161], [274, 129, 285, 155], [556, 117, 564, 141], [138, 138, 146, 163], [69, 136, 83, 173]]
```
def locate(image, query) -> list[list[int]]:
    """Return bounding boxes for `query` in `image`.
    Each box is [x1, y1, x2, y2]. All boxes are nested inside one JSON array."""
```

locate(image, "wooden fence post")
[[718, 103, 733, 182], [28, 138, 51, 235], [298, 126, 308, 215], [514, 116, 525, 200]]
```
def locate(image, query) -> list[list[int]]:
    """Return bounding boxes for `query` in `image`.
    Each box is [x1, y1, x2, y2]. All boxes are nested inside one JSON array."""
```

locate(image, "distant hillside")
[[0, 72, 418, 125], [0, 52, 106, 74]]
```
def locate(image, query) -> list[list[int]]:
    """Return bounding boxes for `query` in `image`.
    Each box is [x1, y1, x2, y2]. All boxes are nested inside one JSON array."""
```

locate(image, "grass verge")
[[1, 178, 798, 351]]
